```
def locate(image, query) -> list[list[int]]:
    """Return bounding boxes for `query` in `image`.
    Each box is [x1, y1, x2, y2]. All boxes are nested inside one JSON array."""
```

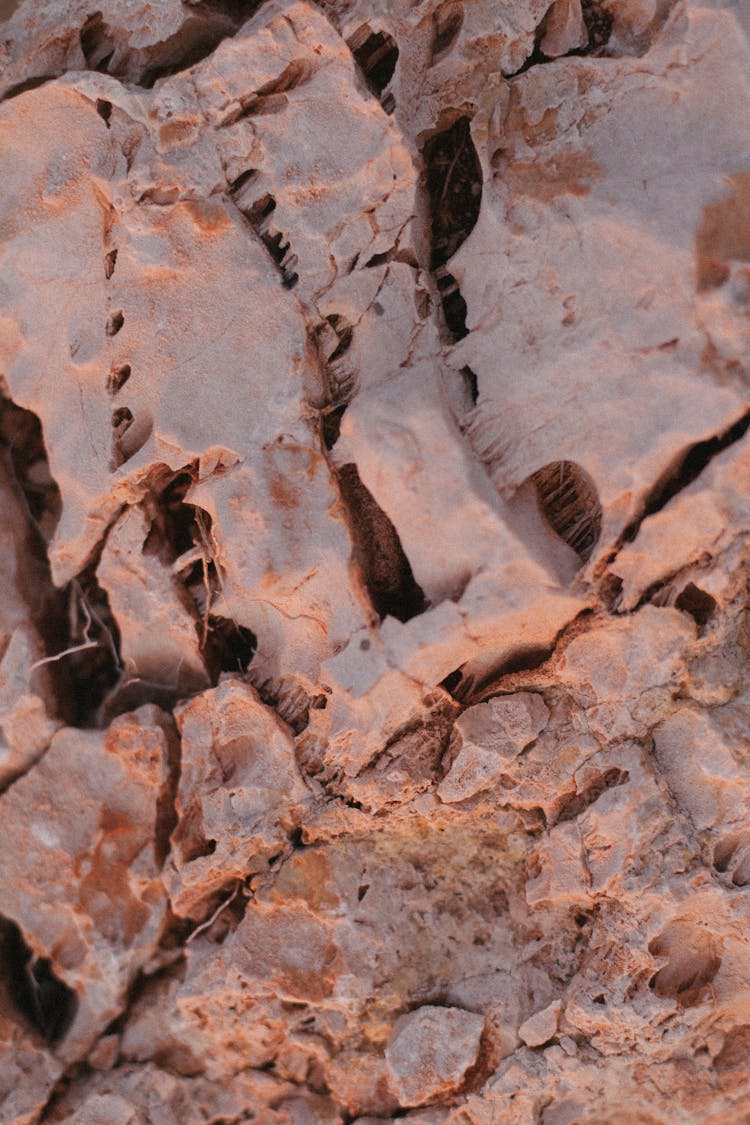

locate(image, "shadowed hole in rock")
[[462, 365, 478, 404], [110, 405, 153, 469], [0, 394, 122, 726], [337, 463, 426, 623], [674, 583, 717, 629], [126, 1, 266, 88], [436, 269, 469, 340], [348, 25, 399, 104], [80, 12, 115, 73], [107, 362, 130, 394], [106, 309, 124, 338], [581, 0, 614, 51], [316, 313, 356, 449], [105, 248, 118, 278], [58, 562, 123, 726], [531, 461, 602, 563], [649, 922, 721, 1007], [422, 115, 481, 342], [229, 183, 298, 289], [423, 115, 482, 271], [95, 97, 112, 126], [430, 2, 464, 63], [201, 614, 257, 680], [712, 834, 750, 886], [0, 916, 78, 1046]]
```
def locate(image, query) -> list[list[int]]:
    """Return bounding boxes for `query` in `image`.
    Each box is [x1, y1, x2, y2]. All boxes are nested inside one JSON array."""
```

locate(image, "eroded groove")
[[0, 916, 78, 1046], [337, 463, 426, 623]]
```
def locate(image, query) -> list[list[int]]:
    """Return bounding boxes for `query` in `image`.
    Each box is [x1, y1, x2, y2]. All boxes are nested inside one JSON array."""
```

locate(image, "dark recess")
[[423, 115, 482, 270], [621, 410, 750, 545], [337, 463, 426, 623], [462, 366, 479, 404], [531, 460, 602, 563], [59, 562, 124, 726], [674, 583, 717, 629], [0, 395, 62, 532], [201, 614, 257, 680], [431, 3, 464, 62], [95, 97, 112, 126], [143, 465, 257, 686], [0, 916, 78, 1046], [349, 27, 399, 98], [441, 641, 558, 704], [504, 0, 613, 77]]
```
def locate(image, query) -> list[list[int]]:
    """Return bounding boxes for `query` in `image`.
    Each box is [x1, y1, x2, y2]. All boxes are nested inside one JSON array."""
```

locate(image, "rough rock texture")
[[1, 0, 750, 1121]]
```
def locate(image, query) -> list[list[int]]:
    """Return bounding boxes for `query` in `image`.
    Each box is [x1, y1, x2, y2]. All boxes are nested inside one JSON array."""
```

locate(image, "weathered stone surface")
[[385, 1005, 485, 1107], [1, 0, 750, 1122]]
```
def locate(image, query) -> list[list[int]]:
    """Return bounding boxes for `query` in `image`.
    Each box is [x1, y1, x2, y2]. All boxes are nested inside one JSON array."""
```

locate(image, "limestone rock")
[[1, 0, 750, 1122]]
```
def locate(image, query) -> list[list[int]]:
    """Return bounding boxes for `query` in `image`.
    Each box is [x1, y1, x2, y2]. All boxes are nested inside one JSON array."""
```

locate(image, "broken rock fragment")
[[439, 692, 550, 803], [385, 1005, 485, 1107]]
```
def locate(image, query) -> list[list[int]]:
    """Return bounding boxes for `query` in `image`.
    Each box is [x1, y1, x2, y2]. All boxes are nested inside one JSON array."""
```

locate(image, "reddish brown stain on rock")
[[696, 172, 750, 292]]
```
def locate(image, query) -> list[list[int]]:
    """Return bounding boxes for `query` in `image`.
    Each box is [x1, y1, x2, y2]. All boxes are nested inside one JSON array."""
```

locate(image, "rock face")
[[0, 0, 750, 1121]]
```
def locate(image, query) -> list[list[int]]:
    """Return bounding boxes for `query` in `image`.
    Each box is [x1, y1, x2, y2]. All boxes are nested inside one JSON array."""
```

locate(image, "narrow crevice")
[[153, 713, 182, 869], [613, 409, 750, 562], [435, 268, 469, 341], [2, 75, 59, 102], [440, 643, 554, 704], [1, 394, 125, 728], [57, 553, 124, 727], [201, 614, 257, 680], [81, 3, 266, 89], [95, 97, 112, 126], [555, 767, 629, 824], [504, 0, 613, 78], [461, 366, 479, 405], [421, 115, 481, 343], [313, 313, 357, 450], [337, 463, 426, 623], [0, 916, 78, 1046]]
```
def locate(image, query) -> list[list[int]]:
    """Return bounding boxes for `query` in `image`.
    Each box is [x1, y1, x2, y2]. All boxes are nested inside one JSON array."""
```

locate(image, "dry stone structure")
[[1, 0, 750, 1120]]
